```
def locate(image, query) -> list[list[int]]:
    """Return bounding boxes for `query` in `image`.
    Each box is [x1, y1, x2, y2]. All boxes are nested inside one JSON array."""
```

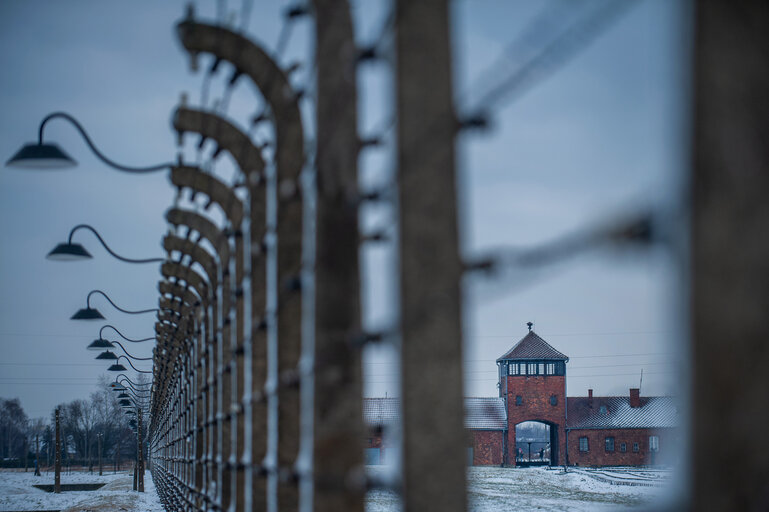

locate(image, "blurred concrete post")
[[312, 0, 365, 511], [395, 1, 467, 511], [35, 432, 40, 476], [98, 433, 102, 476], [54, 408, 61, 493], [138, 408, 144, 492], [691, 1, 769, 509]]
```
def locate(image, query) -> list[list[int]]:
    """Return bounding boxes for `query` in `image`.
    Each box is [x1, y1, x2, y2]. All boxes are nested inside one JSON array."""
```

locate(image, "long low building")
[[364, 328, 680, 467]]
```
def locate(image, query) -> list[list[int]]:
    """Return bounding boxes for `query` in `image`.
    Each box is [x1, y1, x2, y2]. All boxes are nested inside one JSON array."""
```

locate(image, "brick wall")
[[567, 427, 679, 466], [471, 430, 504, 466], [505, 375, 566, 465]]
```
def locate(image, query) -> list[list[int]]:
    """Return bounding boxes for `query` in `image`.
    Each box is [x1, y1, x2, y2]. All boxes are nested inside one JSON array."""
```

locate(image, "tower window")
[[515, 395, 523, 406], [550, 395, 558, 406], [579, 437, 589, 452], [546, 363, 555, 375], [527, 363, 537, 375], [538, 363, 545, 374], [509, 364, 519, 375], [605, 437, 615, 452]]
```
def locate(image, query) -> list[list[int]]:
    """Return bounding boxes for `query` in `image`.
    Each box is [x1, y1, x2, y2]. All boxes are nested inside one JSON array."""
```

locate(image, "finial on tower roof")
[[527, 321, 533, 332]]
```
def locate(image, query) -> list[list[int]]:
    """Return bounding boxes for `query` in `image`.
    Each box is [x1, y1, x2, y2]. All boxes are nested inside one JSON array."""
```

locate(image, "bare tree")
[[0, 398, 29, 466]]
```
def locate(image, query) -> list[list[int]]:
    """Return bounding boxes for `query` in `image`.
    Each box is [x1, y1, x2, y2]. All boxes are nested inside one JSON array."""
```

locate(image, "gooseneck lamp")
[[71, 289, 158, 321], [47, 224, 164, 263], [88, 325, 154, 350], [113, 374, 152, 388], [106, 355, 152, 374], [107, 340, 152, 361], [5, 112, 173, 172]]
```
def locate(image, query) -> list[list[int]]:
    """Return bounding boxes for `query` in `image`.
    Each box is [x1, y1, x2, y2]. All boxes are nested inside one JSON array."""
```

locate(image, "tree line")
[[0, 376, 143, 471]]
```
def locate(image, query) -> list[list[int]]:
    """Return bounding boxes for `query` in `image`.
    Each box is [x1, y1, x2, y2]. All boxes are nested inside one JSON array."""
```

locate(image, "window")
[[599, 405, 608, 415], [509, 364, 518, 376], [520, 364, 527, 375], [633, 443, 639, 452], [515, 395, 523, 406], [527, 363, 537, 375], [538, 363, 545, 374], [579, 437, 589, 452], [605, 437, 615, 452], [620, 443, 627, 452], [649, 436, 659, 452], [550, 395, 558, 406], [546, 363, 555, 375]]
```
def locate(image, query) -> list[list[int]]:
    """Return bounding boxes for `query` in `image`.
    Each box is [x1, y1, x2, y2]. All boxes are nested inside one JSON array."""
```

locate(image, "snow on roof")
[[497, 331, 569, 361], [566, 396, 679, 429], [363, 397, 507, 430]]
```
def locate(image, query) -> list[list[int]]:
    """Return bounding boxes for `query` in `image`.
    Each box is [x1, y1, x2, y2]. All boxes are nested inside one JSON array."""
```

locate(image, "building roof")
[[566, 396, 679, 429], [363, 397, 507, 430], [497, 331, 569, 361]]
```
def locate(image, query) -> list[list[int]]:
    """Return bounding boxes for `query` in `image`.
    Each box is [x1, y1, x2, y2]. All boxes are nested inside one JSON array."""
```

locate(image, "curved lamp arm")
[[121, 387, 151, 402], [115, 383, 150, 402], [40, 112, 173, 173], [115, 374, 152, 388], [110, 340, 152, 361], [100, 325, 155, 343], [71, 225, 165, 264], [115, 356, 152, 374], [87, 290, 159, 315]]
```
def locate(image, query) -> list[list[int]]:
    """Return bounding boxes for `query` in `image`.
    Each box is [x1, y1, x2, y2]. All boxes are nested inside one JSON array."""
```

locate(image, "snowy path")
[[367, 466, 676, 512], [0, 470, 164, 512]]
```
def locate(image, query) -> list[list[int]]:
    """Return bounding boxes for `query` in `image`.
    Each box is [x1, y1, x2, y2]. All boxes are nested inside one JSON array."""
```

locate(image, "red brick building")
[[364, 327, 679, 467]]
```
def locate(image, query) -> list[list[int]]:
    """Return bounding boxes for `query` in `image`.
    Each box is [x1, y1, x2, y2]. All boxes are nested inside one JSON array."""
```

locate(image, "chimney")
[[630, 388, 640, 408], [588, 389, 593, 408]]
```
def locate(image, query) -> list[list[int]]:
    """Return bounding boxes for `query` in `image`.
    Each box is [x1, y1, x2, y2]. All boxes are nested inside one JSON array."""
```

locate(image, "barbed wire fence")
[[146, 1, 659, 512]]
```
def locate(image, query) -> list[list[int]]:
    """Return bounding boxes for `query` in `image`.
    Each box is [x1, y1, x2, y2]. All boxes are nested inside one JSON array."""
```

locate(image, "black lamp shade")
[[5, 143, 77, 169], [71, 307, 104, 320], [107, 363, 127, 372], [117, 393, 129, 399], [119, 399, 131, 406], [87, 338, 114, 350], [47, 243, 92, 261], [95, 350, 118, 360], [111, 385, 127, 392]]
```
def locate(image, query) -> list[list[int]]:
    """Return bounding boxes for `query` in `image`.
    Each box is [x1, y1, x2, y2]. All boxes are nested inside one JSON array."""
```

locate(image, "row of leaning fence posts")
[[148, 1, 470, 510]]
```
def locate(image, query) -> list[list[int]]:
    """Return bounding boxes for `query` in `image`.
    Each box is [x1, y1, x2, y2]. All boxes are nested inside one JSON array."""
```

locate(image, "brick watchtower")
[[497, 323, 568, 466]]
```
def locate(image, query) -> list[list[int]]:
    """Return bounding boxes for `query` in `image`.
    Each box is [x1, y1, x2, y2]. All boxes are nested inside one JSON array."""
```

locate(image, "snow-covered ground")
[[0, 469, 164, 511], [367, 466, 677, 512], [1, 466, 675, 511]]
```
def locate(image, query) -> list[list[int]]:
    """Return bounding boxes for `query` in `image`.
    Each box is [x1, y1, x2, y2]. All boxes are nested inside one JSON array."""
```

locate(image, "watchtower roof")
[[496, 331, 568, 362]]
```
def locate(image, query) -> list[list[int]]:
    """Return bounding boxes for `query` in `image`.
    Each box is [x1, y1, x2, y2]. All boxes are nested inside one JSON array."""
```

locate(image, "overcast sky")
[[0, 0, 689, 420]]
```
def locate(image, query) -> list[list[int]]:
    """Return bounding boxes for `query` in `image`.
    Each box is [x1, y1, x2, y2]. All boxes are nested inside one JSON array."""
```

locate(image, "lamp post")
[[48, 224, 164, 263], [5, 112, 172, 173]]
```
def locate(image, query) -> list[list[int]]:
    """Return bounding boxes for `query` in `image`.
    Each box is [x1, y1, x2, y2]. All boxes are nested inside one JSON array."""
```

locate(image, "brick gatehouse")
[[364, 326, 679, 467]]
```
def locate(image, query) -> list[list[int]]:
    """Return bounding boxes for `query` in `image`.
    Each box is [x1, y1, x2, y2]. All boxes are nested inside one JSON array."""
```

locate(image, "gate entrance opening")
[[515, 421, 558, 466]]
